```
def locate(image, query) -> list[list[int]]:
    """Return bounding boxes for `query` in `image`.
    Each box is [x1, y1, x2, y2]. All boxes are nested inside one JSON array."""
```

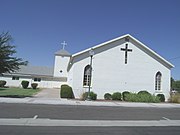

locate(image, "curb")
[[0, 97, 180, 108]]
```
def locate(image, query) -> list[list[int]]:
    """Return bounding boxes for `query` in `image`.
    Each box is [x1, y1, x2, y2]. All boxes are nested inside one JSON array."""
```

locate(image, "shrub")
[[138, 90, 151, 95], [60, 84, 74, 99], [31, 83, 38, 89], [126, 92, 160, 103], [122, 91, 130, 101], [81, 92, 88, 100], [125, 93, 138, 102], [81, 91, 97, 100], [21, 80, 29, 89], [0, 80, 6, 87], [156, 94, 165, 102], [112, 92, 121, 100], [170, 93, 180, 103], [104, 93, 112, 100], [89, 91, 97, 100]]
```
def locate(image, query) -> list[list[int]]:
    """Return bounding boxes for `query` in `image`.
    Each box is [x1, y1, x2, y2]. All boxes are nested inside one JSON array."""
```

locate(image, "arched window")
[[155, 72, 162, 91], [83, 65, 91, 86]]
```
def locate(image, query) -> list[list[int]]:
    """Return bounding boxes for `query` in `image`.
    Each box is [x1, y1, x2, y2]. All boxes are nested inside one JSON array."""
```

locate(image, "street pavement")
[[0, 102, 180, 134], [0, 103, 180, 120], [0, 88, 180, 135], [0, 126, 180, 135]]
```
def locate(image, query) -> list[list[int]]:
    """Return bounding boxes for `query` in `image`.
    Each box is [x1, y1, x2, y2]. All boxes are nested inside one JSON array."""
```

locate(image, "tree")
[[171, 77, 175, 89], [171, 77, 180, 92], [0, 32, 28, 74]]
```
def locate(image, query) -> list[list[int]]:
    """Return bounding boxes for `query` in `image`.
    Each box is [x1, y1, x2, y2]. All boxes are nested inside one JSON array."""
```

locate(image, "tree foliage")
[[171, 77, 180, 92], [0, 32, 28, 74]]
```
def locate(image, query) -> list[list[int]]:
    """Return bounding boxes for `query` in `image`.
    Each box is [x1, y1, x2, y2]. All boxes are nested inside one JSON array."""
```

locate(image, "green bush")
[[81, 91, 97, 100], [126, 92, 160, 103], [0, 80, 6, 87], [104, 93, 112, 100], [21, 80, 29, 89], [89, 91, 97, 100], [156, 94, 165, 102], [112, 92, 121, 100], [125, 93, 138, 102], [60, 84, 74, 99], [138, 90, 151, 95], [122, 91, 130, 101], [31, 83, 38, 89]]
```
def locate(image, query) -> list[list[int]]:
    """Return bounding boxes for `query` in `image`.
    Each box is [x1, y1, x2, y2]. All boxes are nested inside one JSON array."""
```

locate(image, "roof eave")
[[71, 34, 174, 69], [128, 35, 174, 68]]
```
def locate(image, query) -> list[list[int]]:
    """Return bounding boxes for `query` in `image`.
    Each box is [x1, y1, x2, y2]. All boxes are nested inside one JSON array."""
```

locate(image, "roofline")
[[72, 34, 128, 57], [128, 34, 174, 68], [55, 53, 71, 56], [71, 34, 174, 68]]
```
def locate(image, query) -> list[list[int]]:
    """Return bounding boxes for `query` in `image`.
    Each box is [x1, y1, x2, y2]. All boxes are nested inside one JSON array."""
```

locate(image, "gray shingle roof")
[[55, 49, 71, 56], [13, 66, 54, 76]]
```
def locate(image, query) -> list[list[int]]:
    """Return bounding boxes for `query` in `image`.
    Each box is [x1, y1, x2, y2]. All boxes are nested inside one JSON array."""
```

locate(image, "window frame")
[[155, 72, 162, 91], [83, 65, 91, 87]]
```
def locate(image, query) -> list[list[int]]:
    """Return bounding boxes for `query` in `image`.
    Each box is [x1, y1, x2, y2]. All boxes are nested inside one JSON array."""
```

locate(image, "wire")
[[168, 56, 180, 61]]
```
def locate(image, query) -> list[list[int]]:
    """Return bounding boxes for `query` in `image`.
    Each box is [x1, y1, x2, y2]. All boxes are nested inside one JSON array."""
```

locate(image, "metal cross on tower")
[[121, 44, 132, 64], [61, 41, 67, 50]]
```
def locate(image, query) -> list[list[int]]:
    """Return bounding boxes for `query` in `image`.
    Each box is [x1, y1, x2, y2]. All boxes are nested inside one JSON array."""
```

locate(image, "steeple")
[[53, 41, 71, 78], [55, 41, 71, 56]]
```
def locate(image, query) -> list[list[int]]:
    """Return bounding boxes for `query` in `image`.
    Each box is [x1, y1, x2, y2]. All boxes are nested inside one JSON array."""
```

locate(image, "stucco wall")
[[0, 76, 66, 89], [69, 40, 171, 100], [54, 56, 70, 77]]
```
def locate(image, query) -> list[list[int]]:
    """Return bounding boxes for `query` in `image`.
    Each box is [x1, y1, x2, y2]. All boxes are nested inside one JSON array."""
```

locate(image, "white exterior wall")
[[53, 55, 70, 77], [69, 40, 171, 100], [0, 76, 66, 89], [1, 76, 31, 88]]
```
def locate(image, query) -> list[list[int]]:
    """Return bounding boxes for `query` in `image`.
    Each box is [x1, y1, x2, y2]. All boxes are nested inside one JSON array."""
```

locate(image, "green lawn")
[[0, 87, 41, 98]]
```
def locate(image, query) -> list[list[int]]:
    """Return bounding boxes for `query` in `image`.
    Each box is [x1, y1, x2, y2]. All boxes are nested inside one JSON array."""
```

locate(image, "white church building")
[[0, 34, 174, 100]]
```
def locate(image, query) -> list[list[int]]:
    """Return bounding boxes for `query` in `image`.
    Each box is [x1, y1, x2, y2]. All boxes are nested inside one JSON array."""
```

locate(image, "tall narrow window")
[[83, 65, 91, 86], [155, 72, 162, 91]]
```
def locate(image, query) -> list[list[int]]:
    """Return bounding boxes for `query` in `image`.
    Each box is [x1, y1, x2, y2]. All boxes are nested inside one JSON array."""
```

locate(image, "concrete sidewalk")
[[34, 88, 60, 98], [0, 97, 180, 108], [1, 118, 180, 127]]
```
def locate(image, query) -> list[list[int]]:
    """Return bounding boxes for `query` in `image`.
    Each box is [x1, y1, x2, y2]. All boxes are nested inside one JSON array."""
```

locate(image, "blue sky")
[[0, 0, 180, 80]]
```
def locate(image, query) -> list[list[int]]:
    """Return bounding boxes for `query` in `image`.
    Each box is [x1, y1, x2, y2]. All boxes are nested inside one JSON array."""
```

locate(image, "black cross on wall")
[[121, 44, 132, 64]]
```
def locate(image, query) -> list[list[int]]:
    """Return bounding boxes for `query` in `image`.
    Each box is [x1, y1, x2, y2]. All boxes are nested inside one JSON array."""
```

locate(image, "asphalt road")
[[0, 126, 180, 135], [0, 103, 180, 135], [0, 103, 180, 120]]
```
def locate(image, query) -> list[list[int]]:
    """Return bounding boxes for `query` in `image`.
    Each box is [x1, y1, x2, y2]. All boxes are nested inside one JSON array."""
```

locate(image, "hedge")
[[156, 94, 165, 102], [0, 80, 6, 87], [104, 93, 112, 100], [125, 92, 160, 103], [122, 91, 130, 101], [31, 83, 38, 89], [81, 91, 97, 100], [89, 91, 97, 100], [138, 90, 151, 95], [21, 80, 29, 89], [111, 92, 121, 100], [60, 84, 74, 99]]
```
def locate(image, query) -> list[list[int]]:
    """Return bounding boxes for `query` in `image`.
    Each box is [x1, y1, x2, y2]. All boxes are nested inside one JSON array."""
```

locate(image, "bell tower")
[[53, 41, 71, 77]]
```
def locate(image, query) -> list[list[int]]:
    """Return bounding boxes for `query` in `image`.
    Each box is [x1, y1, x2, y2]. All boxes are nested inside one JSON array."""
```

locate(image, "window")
[[12, 76, 19, 80], [83, 65, 91, 86], [155, 72, 162, 91], [34, 78, 41, 82]]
